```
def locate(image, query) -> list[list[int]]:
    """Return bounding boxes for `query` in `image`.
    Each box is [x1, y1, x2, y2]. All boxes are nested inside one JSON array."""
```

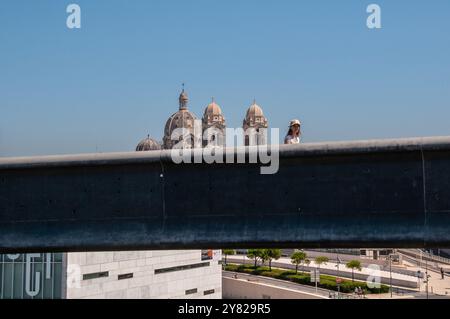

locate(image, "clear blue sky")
[[1, 0, 449, 157]]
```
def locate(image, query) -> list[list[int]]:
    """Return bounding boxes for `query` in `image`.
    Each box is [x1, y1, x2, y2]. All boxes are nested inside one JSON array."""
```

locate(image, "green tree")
[[346, 260, 362, 282], [265, 249, 282, 271], [247, 249, 261, 268], [291, 251, 307, 274], [304, 258, 311, 269], [222, 249, 235, 266], [259, 249, 270, 267], [314, 256, 329, 270]]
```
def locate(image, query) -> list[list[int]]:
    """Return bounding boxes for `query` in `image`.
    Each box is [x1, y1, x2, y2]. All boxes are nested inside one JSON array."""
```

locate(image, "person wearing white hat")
[[284, 119, 302, 144]]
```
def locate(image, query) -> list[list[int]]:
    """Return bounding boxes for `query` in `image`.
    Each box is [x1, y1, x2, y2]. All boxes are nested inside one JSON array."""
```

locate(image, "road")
[[227, 256, 419, 289], [223, 271, 337, 299], [223, 271, 450, 299]]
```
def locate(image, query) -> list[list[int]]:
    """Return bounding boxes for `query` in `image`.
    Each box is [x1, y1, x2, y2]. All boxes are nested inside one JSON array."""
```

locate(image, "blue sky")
[[0, 0, 449, 156]]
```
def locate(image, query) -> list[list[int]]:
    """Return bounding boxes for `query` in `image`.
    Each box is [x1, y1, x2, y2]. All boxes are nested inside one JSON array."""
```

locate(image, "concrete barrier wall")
[[1, 137, 450, 252]]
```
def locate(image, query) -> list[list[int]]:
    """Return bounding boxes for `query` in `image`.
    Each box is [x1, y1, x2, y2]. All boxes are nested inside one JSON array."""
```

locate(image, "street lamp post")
[[336, 254, 341, 299], [425, 258, 429, 299], [389, 254, 393, 298], [315, 268, 318, 293], [417, 270, 421, 292]]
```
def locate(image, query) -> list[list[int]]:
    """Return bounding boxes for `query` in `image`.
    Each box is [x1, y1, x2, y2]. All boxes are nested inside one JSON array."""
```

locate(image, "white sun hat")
[[289, 119, 301, 127]]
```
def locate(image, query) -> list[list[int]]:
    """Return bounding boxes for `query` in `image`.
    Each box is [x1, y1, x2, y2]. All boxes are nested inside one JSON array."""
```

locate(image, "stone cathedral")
[[136, 87, 269, 152]]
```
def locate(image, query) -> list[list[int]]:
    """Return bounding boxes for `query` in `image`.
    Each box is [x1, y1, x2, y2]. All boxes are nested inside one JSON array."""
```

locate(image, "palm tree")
[[291, 251, 307, 274], [265, 249, 282, 271], [222, 249, 235, 266], [346, 260, 362, 282], [304, 258, 311, 269], [314, 256, 329, 270], [259, 249, 270, 268], [247, 249, 261, 268]]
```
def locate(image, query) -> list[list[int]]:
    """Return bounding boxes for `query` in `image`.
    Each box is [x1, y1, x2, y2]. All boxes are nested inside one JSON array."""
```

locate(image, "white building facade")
[[0, 250, 222, 299]]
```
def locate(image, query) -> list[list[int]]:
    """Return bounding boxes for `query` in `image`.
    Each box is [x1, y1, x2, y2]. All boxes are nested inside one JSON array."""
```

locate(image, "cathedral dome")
[[202, 98, 226, 127], [242, 100, 268, 146], [243, 100, 268, 128], [164, 109, 197, 139], [203, 100, 223, 117], [202, 98, 226, 147], [245, 102, 265, 119], [163, 87, 198, 149], [136, 135, 161, 151]]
